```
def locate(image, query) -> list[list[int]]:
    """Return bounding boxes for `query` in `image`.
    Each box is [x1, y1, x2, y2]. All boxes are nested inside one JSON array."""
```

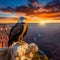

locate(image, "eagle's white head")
[[18, 16, 25, 23]]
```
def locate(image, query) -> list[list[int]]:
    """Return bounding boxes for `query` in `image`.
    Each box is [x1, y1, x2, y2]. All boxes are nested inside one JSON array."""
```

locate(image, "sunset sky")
[[0, 0, 60, 23]]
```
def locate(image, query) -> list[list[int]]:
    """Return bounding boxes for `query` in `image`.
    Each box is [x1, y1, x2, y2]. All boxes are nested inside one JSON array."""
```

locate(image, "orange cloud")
[[39, 12, 60, 20]]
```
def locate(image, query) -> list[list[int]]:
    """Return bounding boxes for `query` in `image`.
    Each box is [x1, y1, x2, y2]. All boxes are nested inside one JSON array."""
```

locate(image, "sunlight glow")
[[39, 21, 46, 26], [0, 16, 60, 24]]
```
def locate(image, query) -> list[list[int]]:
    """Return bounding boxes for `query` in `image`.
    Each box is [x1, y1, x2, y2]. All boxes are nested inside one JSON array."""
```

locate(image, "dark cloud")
[[0, 7, 14, 12], [0, 0, 60, 13], [44, 0, 60, 11], [28, 0, 38, 3]]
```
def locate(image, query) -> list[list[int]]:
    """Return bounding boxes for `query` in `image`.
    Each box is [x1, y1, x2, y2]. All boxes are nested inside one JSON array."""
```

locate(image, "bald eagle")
[[8, 17, 28, 46]]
